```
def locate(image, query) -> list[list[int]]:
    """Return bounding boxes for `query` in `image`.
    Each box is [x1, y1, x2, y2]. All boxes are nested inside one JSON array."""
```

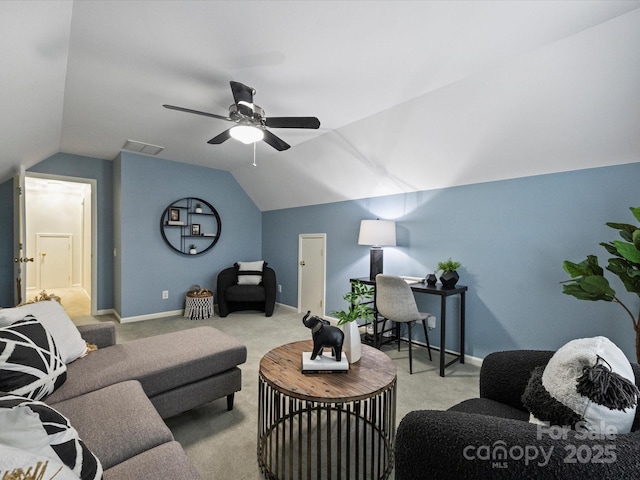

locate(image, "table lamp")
[[358, 219, 396, 280]]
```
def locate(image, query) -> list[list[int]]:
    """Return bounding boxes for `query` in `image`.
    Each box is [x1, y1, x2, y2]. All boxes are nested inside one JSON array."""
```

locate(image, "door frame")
[[25, 172, 98, 315], [297, 233, 327, 316]]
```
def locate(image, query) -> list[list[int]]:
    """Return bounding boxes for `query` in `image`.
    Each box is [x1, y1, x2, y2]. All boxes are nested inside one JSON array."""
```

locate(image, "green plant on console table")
[[561, 206, 640, 362], [332, 280, 375, 326], [437, 258, 461, 273]]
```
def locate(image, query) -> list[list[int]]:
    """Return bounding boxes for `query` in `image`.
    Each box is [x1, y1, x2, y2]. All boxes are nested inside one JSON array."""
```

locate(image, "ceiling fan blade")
[[262, 130, 290, 151], [229, 81, 255, 116], [265, 117, 321, 129], [163, 104, 231, 122], [207, 129, 232, 144]]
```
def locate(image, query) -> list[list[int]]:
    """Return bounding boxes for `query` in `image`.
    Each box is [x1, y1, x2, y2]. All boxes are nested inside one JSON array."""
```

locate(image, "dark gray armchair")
[[216, 264, 276, 317], [395, 350, 640, 479]]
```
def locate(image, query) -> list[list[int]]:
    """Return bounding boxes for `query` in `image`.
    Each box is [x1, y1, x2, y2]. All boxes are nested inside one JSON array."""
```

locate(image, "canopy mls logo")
[[463, 422, 619, 469], [463, 441, 553, 468]]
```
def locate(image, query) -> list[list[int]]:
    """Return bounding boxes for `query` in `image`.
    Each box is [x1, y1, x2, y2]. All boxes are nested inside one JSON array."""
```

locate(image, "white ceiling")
[[2, 1, 639, 210]]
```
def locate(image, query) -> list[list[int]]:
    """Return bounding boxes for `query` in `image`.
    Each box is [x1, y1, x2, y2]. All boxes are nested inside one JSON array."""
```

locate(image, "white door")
[[37, 234, 72, 289], [298, 234, 326, 316], [13, 167, 30, 305]]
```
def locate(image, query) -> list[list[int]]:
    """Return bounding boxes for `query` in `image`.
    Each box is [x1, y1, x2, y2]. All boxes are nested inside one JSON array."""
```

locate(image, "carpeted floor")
[[74, 306, 480, 479]]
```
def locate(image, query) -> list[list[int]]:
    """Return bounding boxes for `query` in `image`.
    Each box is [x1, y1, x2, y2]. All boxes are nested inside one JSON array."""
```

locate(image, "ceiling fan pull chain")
[[253, 141, 257, 167]]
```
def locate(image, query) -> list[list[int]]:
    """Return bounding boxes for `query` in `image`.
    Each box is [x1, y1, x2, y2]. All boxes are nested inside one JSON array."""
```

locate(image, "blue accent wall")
[[263, 163, 640, 361], [115, 152, 261, 318]]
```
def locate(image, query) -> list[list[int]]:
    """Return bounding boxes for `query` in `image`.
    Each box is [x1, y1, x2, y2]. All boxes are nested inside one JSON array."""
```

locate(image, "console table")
[[351, 278, 467, 377], [258, 340, 397, 480]]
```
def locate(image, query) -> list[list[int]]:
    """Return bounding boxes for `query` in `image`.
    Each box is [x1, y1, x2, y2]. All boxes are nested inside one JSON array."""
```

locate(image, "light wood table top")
[[259, 340, 397, 403]]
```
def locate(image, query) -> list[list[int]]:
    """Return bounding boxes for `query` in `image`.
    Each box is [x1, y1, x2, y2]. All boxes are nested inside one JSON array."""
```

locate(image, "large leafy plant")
[[332, 280, 375, 326], [561, 206, 640, 361]]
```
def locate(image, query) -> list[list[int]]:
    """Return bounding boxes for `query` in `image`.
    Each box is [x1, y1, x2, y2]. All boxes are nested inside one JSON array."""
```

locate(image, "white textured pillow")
[[0, 444, 80, 480], [0, 393, 102, 480], [523, 336, 638, 435], [0, 300, 88, 363], [237, 260, 265, 285]]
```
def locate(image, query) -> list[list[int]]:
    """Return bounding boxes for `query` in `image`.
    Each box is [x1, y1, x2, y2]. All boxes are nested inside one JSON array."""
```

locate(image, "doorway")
[[298, 234, 326, 317], [24, 174, 96, 317]]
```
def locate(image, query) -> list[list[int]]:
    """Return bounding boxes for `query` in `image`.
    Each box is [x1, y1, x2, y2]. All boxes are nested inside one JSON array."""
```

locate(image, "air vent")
[[122, 140, 164, 156]]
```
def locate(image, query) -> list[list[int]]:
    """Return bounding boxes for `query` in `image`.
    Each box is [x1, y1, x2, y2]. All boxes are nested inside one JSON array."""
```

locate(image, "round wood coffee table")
[[258, 340, 397, 480]]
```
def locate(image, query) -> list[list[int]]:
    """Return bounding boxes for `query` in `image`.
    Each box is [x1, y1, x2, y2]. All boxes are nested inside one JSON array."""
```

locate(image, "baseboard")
[[276, 302, 299, 313], [116, 309, 184, 324], [95, 308, 115, 316]]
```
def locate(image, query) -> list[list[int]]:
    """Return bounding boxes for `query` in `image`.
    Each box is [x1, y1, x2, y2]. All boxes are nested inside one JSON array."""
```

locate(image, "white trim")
[[275, 302, 298, 313], [116, 309, 184, 324]]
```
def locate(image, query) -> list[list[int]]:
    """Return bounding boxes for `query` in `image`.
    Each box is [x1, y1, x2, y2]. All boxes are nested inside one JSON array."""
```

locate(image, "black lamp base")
[[369, 247, 383, 281]]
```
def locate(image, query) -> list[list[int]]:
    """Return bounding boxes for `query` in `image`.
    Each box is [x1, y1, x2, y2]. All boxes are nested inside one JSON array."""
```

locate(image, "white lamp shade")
[[230, 125, 264, 144], [358, 220, 396, 246]]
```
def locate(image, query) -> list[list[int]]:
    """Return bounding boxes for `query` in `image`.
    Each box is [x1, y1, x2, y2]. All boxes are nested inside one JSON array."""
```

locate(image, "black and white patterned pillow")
[[0, 315, 66, 400], [0, 393, 102, 480]]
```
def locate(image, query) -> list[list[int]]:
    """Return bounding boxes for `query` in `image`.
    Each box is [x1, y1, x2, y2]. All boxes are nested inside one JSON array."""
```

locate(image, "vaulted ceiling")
[[2, 1, 639, 210]]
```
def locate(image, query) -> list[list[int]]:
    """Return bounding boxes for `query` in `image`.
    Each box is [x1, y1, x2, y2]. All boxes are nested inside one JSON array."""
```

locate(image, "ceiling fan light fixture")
[[230, 125, 264, 144]]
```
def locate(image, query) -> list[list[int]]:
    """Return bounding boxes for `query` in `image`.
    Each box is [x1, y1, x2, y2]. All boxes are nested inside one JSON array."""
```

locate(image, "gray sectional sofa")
[[0, 297, 247, 480], [48, 321, 248, 479]]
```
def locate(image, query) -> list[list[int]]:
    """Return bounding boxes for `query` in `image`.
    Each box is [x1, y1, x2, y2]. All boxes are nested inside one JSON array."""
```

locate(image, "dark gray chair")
[[375, 274, 432, 373], [216, 264, 276, 317], [395, 349, 640, 479]]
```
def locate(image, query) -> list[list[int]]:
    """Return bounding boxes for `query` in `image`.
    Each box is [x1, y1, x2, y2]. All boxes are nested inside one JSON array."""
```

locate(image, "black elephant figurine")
[[302, 311, 344, 362]]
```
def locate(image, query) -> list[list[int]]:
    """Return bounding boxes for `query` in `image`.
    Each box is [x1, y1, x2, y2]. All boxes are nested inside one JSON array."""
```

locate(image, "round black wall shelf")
[[160, 197, 221, 255]]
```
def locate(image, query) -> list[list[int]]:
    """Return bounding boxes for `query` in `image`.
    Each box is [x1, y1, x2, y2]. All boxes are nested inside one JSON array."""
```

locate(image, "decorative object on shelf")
[[358, 219, 396, 281], [425, 273, 437, 286], [301, 311, 345, 364], [561, 206, 640, 362], [331, 280, 374, 363], [160, 197, 221, 256], [437, 258, 461, 289]]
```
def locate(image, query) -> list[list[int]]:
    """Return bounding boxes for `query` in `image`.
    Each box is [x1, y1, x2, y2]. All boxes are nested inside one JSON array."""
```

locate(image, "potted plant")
[[437, 258, 461, 289], [561, 206, 640, 362], [189, 244, 197, 255], [331, 280, 375, 362], [194, 203, 203, 214]]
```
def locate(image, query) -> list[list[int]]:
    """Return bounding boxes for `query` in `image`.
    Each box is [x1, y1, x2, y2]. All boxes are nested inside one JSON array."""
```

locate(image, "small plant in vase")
[[189, 244, 197, 255], [194, 203, 203, 214], [437, 258, 461, 289], [331, 280, 375, 362]]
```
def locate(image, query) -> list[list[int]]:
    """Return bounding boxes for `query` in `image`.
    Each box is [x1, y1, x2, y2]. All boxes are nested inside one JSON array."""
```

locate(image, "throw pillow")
[[0, 316, 67, 400], [0, 444, 80, 480], [236, 260, 266, 285], [522, 336, 638, 434], [0, 392, 102, 480], [0, 300, 88, 363]]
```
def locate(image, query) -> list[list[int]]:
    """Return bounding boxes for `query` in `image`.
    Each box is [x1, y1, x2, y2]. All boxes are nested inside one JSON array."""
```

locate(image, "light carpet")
[[74, 307, 480, 479]]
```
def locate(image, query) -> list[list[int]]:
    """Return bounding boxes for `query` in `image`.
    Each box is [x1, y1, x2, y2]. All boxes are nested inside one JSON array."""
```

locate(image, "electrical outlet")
[[162, 290, 169, 299], [427, 315, 436, 329], [278, 285, 282, 293]]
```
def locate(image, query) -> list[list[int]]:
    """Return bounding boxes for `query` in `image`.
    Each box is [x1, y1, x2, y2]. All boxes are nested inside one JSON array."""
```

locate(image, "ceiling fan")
[[163, 81, 320, 151]]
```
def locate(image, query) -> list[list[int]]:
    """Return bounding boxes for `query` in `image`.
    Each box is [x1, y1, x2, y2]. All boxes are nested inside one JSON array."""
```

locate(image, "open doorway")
[[24, 175, 96, 317]]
